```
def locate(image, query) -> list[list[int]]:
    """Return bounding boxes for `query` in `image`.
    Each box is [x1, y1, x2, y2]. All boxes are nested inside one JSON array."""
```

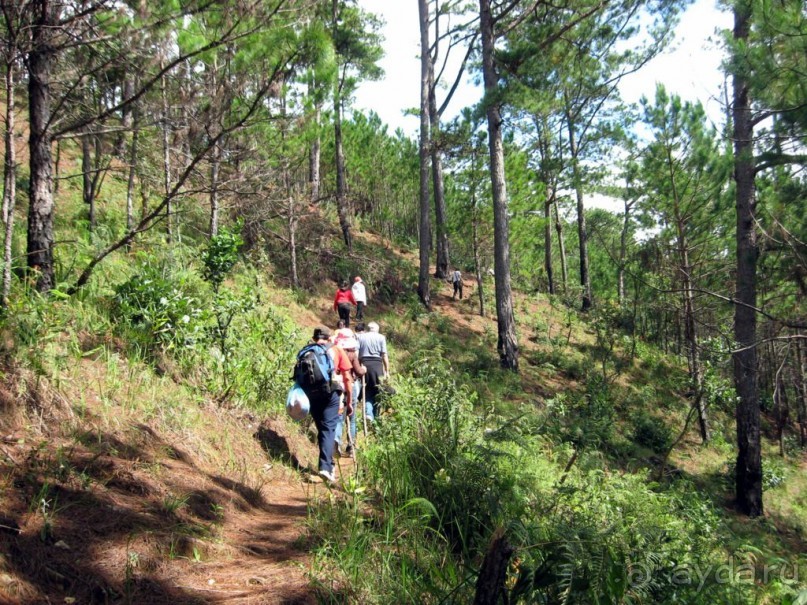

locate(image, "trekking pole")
[[345, 409, 354, 450], [361, 376, 368, 437]]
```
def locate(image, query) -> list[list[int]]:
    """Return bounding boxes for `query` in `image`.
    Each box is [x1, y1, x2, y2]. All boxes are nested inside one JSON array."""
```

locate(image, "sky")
[[354, 0, 733, 137]]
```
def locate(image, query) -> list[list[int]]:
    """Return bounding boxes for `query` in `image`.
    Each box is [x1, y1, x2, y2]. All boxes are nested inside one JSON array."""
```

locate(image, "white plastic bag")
[[286, 383, 310, 420]]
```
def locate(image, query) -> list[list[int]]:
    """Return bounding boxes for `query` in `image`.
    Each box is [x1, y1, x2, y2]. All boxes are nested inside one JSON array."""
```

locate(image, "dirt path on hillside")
[[0, 398, 357, 605]]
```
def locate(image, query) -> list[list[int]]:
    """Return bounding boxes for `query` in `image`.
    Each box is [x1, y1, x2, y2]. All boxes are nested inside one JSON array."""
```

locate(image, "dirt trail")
[[0, 257, 505, 604]]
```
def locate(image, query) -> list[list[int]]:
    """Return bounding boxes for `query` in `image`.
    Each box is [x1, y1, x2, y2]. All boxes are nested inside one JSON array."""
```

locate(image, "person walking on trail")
[[357, 321, 390, 422], [351, 276, 367, 321], [331, 319, 355, 347], [333, 280, 356, 327], [450, 268, 463, 300], [333, 337, 366, 458], [299, 326, 352, 483]]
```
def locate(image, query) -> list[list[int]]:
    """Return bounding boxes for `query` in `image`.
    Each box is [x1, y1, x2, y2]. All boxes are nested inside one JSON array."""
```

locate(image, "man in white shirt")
[[352, 276, 367, 321], [451, 269, 463, 300]]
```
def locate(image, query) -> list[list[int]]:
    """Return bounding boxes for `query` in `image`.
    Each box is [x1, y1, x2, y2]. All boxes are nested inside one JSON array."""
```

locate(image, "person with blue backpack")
[[294, 326, 353, 483]]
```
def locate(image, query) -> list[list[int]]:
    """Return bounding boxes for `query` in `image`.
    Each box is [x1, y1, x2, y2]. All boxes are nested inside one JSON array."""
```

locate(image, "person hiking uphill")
[[331, 319, 355, 347], [333, 337, 366, 458], [333, 280, 356, 327], [296, 326, 353, 483], [351, 276, 367, 321], [357, 321, 390, 422], [450, 268, 463, 300]]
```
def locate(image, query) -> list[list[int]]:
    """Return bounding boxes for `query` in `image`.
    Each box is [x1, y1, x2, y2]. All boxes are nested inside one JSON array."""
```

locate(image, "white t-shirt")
[[452, 270, 462, 284], [352, 281, 367, 303]]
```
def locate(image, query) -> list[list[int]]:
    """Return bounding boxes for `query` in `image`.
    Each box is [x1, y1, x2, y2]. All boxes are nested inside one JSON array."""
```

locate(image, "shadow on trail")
[[0, 424, 302, 604]]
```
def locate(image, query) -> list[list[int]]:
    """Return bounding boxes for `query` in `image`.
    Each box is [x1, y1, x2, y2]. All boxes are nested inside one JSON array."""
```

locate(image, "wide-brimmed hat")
[[340, 337, 358, 350]]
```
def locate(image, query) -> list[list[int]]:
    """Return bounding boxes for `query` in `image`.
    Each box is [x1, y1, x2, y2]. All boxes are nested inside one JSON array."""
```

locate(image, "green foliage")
[[112, 260, 208, 354], [200, 223, 244, 291], [631, 411, 673, 453], [542, 375, 615, 451]]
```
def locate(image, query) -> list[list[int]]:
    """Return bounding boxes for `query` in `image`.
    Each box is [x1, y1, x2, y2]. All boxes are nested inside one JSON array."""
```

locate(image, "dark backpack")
[[293, 343, 333, 393]]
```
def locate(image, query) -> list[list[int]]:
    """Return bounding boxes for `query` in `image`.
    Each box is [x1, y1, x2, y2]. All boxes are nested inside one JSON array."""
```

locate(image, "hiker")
[[333, 280, 356, 327], [296, 326, 353, 483], [450, 268, 463, 300], [331, 319, 355, 347], [333, 337, 366, 458], [357, 321, 390, 422], [351, 276, 367, 321]]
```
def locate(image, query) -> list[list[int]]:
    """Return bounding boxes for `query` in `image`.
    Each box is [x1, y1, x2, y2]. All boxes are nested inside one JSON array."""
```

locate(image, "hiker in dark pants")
[[351, 276, 367, 321], [451, 268, 463, 300], [357, 321, 390, 421], [333, 280, 356, 327], [303, 326, 350, 483]]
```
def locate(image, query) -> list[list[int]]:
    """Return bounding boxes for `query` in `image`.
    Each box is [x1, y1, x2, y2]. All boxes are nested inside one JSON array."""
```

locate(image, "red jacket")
[[333, 287, 356, 310]]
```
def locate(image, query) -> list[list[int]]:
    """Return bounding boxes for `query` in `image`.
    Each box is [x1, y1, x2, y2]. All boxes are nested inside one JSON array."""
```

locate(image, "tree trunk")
[[2, 56, 16, 305], [126, 106, 139, 233], [332, 1, 351, 252], [417, 0, 432, 309], [429, 61, 449, 279], [209, 140, 221, 237], [732, 0, 763, 518], [553, 198, 568, 294], [82, 130, 96, 231], [116, 76, 135, 157], [473, 528, 514, 605], [161, 70, 173, 244], [480, 0, 518, 371], [334, 98, 351, 251], [774, 367, 789, 458], [27, 0, 57, 292], [473, 195, 485, 318], [566, 110, 592, 311], [618, 198, 632, 306], [309, 96, 321, 203], [795, 337, 807, 448], [544, 197, 554, 295]]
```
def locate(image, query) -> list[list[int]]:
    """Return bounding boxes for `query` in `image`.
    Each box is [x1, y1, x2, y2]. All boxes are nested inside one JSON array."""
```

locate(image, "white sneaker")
[[318, 469, 336, 483]]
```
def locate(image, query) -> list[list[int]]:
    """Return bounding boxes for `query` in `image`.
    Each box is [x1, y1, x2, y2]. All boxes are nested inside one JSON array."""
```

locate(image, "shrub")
[[112, 262, 208, 354], [631, 411, 673, 453]]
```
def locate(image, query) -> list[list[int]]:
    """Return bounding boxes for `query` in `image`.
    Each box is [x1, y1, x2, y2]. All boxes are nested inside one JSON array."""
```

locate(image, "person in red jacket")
[[333, 280, 357, 327]]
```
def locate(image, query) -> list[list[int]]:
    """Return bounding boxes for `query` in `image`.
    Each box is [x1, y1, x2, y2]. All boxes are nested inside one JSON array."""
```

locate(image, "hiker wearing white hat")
[[333, 336, 366, 458]]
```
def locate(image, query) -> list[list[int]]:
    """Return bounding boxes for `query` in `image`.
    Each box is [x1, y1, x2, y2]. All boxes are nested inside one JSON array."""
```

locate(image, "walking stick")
[[361, 376, 368, 437]]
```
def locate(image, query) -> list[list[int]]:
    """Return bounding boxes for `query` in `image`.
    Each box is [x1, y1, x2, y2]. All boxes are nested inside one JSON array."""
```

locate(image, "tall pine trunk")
[[732, 0, 763, 517], [417, 0, 432, 308], [479, 0, 518, 371], [2, 55, 16, 305], [160, 70, 173, 244], [544, 198, 553, 295], [27, 0, 56, 292], [554, 199, 568, 294], [309, 94, 321, 203], [428, 62, 449, 279], [566, 111, 592, 311]]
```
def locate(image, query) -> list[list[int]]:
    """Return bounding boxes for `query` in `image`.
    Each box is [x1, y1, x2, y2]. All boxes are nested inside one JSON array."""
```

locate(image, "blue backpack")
[[294, 343, 333, 394]]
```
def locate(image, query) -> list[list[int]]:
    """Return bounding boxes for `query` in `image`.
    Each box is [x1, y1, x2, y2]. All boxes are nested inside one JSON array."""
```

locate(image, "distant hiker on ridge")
[[333, 280, 356, 327], [351, 276, 367, 321], [450, 268, 463, 300]]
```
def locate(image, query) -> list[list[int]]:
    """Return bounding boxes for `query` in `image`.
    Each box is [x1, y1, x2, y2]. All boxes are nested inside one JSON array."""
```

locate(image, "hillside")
[[0, 215, 805, 604]]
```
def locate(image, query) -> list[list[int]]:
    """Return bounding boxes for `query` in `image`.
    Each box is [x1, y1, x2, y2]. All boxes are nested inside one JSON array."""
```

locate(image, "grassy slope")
[[0, 132, 804, 603]]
